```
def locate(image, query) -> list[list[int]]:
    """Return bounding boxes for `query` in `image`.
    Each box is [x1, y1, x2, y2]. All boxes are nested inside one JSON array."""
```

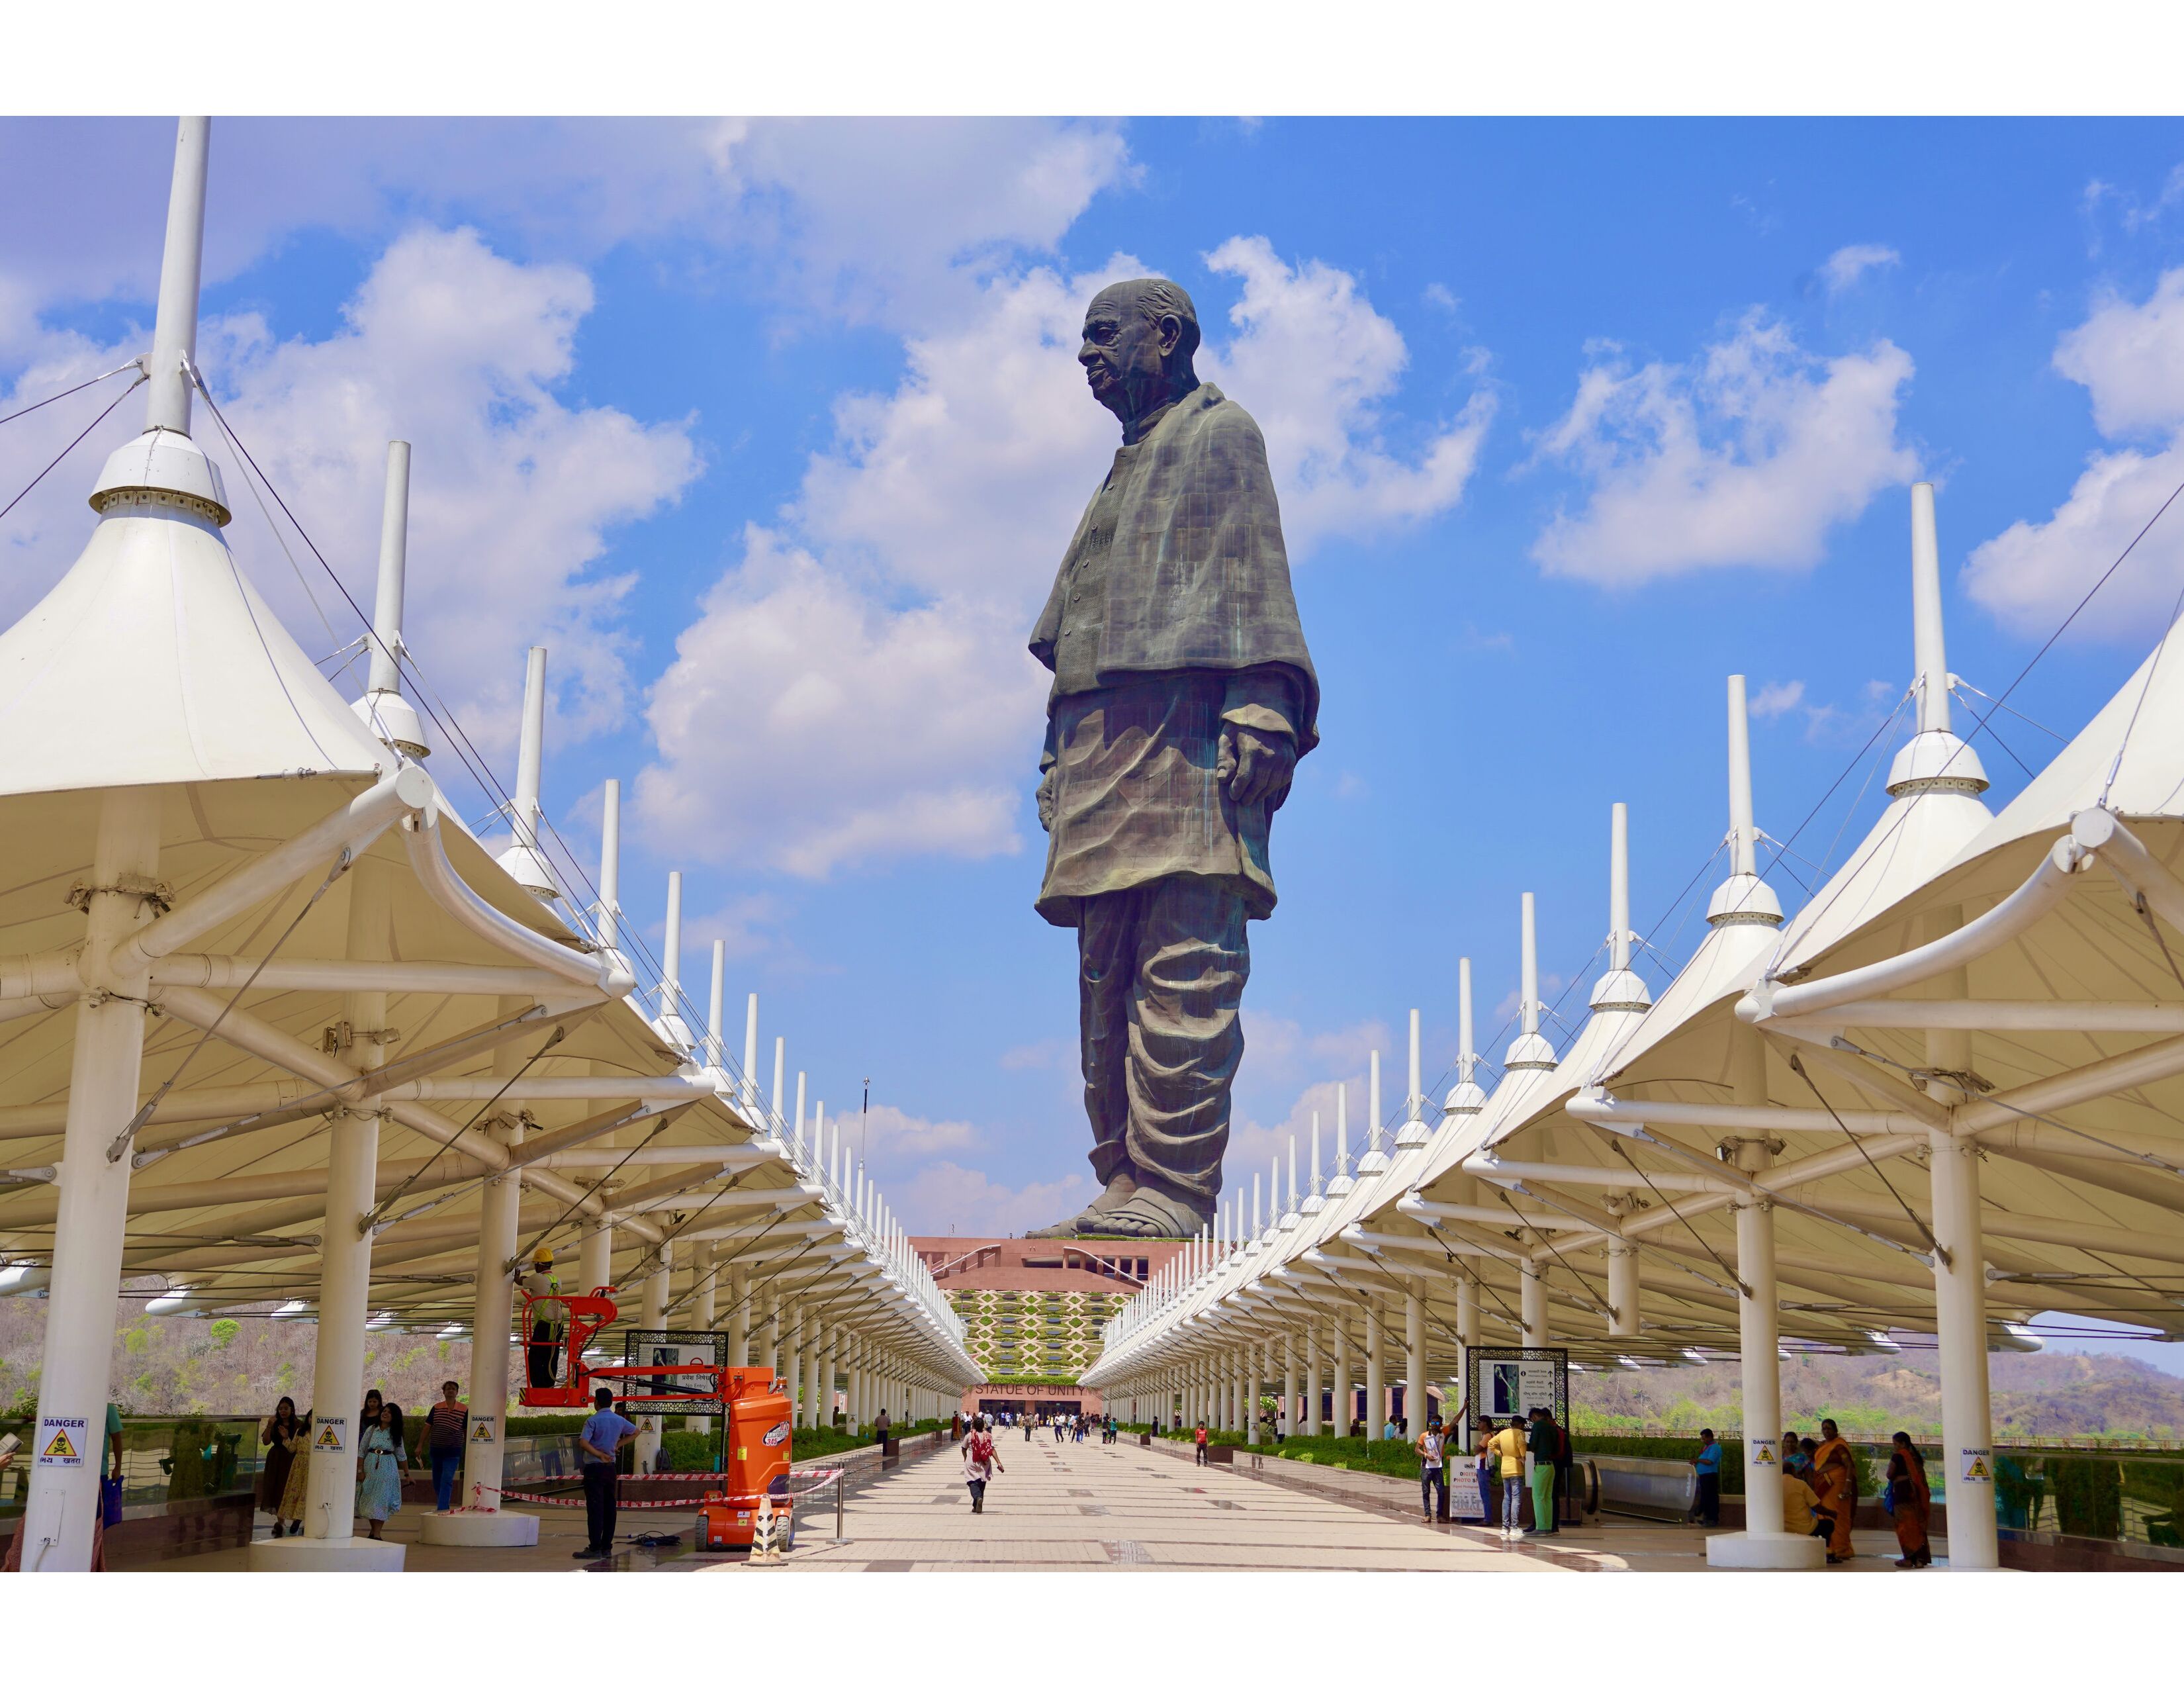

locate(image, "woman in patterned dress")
[[355, 1393, 406, 1539]]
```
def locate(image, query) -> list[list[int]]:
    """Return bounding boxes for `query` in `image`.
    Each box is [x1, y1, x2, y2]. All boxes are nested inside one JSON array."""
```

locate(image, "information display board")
[[1468, 1346, 1569, 1427], [621, 1329, 731, 1416]]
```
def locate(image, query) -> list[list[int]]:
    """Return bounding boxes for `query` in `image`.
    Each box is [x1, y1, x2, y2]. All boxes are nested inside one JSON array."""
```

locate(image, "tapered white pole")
[[1727, 677, 1757, 878], [597, 779, 621, 951], [1459, 958, 1474, 1075], [365, 442, 413, 704], [772, 1038, 786, 1133], [661, 870, 684, 1033], [1522, 893, 1539, 1036], [743, 994, 760, 1119], [1610, 804, 1631, 972], [707, 939, 727, 1058], [514, 647, 547, 843], [144, 117, 209, 437], [1910, 482, 1951, 735]]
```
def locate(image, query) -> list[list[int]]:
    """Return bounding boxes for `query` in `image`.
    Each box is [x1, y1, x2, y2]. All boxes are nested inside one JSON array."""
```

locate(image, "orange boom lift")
[[516, 1283, 797, 1551]]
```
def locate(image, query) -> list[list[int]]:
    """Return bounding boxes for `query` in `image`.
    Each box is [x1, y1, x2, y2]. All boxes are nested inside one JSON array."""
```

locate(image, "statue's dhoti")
[[1077, 874, 1247, 1205]]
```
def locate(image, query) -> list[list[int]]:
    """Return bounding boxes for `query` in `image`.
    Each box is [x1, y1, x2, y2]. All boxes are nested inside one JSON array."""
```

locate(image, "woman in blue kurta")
[[355, 1395, 406, 1538]]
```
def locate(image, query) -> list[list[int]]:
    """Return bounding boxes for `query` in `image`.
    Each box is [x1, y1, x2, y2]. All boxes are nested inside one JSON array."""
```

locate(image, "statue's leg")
[[1087, 875, 1244, 1239], [1026, 888, 1142, 1239]]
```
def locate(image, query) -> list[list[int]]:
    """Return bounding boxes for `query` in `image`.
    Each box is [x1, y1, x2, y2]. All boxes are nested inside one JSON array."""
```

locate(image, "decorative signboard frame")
[[621, 1328, 731, 1417]]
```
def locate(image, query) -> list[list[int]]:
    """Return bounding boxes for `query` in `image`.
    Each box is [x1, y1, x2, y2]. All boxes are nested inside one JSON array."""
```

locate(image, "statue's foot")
[[1024, 1170, 1138, 1239], [1077, 1184, 1210, 1240]]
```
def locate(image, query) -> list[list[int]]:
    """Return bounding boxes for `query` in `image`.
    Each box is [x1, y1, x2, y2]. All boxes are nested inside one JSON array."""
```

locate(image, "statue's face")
[[1079, 291, 1175, 424]]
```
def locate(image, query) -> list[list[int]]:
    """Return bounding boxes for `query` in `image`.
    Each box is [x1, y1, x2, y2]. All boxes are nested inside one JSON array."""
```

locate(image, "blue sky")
[[7, 118, 2184, 1339]]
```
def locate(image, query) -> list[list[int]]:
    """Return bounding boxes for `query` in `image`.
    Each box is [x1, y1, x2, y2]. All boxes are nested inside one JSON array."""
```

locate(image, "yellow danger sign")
[[40, 1429, 77, 1462], [1960, 1448, 1993, 1483], [470, 1419, 495, 1443], [1750, 1441, 1777, 1466], [314, 1421, 345, 1451]]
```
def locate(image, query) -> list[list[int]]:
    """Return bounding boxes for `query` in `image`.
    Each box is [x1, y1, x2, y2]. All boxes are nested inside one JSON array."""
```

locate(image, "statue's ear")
[[1156, 313, 1186, 361]]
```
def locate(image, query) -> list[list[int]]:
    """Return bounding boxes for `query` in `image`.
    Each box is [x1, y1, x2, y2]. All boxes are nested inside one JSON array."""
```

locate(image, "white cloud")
[[895, 1160, 1091, 1238], [1529, 311, 1918, 586], [1820, 244, 1900, 294], [634, 528, 1044, 876], [2053, 267, 2184, 438], [1966, 267, 2184, 640], [639, 244, 1488, 877], [1749, 679, 1807, 720], [854, 1102, 979, 1168], [0, 226, 699, 751], [998, 1039, 1073, 1072], [1964, 435, 2184, 640], [1203, 236, 1493, 549]]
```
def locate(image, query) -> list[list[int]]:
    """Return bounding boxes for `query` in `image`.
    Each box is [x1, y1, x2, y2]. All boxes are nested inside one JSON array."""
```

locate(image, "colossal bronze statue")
[[1027, 277, 1318, 1241]]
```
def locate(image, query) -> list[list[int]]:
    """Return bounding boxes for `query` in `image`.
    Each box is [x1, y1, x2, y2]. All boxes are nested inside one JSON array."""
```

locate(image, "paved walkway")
[[685, 1433, 1945, 1573]]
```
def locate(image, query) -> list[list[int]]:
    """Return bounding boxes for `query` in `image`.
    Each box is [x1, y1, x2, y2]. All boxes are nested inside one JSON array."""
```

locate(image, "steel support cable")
[[512, 1113, 678, 1268], [183, 370, 721, 1090], [357, 1024, 570, 1236], [1488, 1176, 1741, 1299], [0, 359, 144, 430], [103, 852, 352, 1165], [620, 1168, 760, 1286], [1488, 1188, 1615, 1320], [1605, 1137, 1749, 1295], [1830, 1034, 2184, 1180], [0, 373, 146, 524], [1609, 1115, 1942, 1268], [1355, 1237, 1518, 1364]]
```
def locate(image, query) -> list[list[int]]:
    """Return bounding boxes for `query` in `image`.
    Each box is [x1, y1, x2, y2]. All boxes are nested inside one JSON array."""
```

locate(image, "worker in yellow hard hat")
[[520, 1247, 563, 1389]]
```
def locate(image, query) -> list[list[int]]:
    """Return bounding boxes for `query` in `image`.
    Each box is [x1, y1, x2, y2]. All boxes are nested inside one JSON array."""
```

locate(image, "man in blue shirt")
[[576, 1387, 638, 1560], [1691, 1427, 1724, 1526]]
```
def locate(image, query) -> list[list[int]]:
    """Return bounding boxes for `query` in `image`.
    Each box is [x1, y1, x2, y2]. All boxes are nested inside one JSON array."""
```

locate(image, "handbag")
[[100, 1475, 124, 1528]]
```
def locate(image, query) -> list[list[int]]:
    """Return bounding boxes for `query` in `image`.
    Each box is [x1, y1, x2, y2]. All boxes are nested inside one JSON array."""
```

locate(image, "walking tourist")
[[424, 1380, 468, 1513], [962, 1415, 1003, 1513], [275, 1409, 310, 1534], [1811, 1419, 1860, 1563], [1195, 1419, 1210, 1466], [1527, 1407, 1558, 1534], [355, 1397, 406, 1541], [1550, 1408, 1574, 1529], [874, 1407, 891, 1447], [1474, 1415, 1497, 1524], [1690, 1427, 1723, 1526], [576, 1386, 639, 1560], [1489, 1415, 1529, 1541], [1886, 1432, 1932, 1569], [258, 1397, 301, 1538], [1416, 1417, 1447, 1523]]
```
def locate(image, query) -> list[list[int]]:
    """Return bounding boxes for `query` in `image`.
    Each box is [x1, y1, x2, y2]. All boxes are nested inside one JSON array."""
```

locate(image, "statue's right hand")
[[1036, 765, 1058, 833]]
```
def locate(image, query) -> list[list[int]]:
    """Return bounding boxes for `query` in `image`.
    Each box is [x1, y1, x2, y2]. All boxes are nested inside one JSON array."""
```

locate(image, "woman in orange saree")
[[1811, 1419, 1859, 1563], [1886, 1432, 1933, 1568]]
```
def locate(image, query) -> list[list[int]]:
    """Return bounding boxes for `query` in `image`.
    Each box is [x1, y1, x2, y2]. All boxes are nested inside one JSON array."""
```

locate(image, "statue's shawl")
[[1030, 383, 1320, 751]]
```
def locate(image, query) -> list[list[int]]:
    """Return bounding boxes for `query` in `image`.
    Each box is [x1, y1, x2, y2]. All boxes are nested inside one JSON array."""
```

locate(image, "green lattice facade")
[[953, 1288, 1122, 1382]]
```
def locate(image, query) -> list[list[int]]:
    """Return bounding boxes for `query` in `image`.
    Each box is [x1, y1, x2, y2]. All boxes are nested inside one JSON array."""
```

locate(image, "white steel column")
[[727, 1266, 751, 1367], [1405, 1292, 1426, 1432], [21, 790, 162, 1571], [1608, 1233, 1641, 1341], [1365, 1301, 1387, 1442], [269, 854, 410, 1565], [1456, 1274, 1480, 1452], [1246, 1341, 1261, 1444], [1932, 1130, 1998, 1568], [1304, 1327, 1322, 1435], [1282, 1334, 1297, 1438], [686, 1242, 717, 1431], [636, 1243, 669, 1472], [579, 1220, 613, 1297], [1521, 1260, 1549, 1346], [1332, 1319, 1352, 1436]]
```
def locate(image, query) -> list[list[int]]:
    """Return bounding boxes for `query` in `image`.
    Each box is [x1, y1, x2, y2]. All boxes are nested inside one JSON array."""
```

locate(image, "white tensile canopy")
[[1, 119, 974, 1573], [1085, 481, 2184, 1571]]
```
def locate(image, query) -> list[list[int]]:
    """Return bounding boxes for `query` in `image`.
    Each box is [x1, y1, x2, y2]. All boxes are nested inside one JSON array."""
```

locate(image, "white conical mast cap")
[[1589, 802, 1651, 1013], [1506, 892, 1557, 1070], [1886, 482, 1988, 797], [1708, 675, 1784, 927], [1445, 957, 1487, 1115]]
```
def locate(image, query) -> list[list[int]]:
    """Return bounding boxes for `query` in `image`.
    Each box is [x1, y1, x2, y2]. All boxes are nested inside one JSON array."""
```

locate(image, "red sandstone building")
[[912, 1235, 1191, 1419]]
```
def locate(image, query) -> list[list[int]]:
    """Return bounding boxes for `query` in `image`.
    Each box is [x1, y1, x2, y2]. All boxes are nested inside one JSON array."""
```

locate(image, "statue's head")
[[1079, 277, 1201, 430]]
